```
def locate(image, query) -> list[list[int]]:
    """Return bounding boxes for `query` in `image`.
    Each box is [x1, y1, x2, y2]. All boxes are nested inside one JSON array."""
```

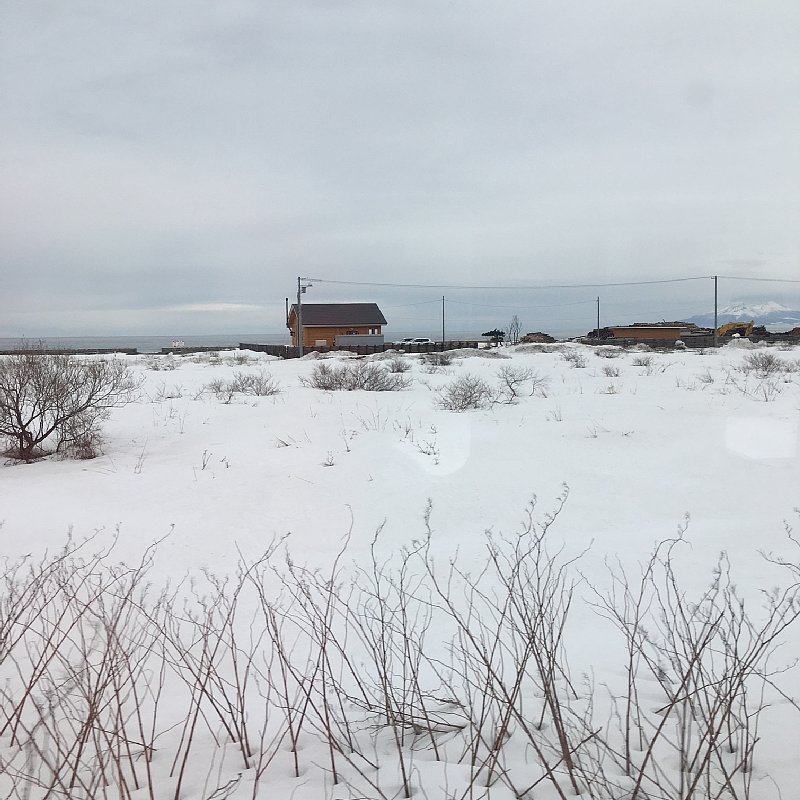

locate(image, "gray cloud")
[[1, 1, 798, 335]]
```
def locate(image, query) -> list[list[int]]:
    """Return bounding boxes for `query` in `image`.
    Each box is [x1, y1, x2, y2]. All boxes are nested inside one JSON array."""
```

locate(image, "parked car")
[[395, 337, 435, 346]]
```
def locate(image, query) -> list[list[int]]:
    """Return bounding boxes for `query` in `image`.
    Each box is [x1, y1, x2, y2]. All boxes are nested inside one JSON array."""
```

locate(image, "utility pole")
[[296, 277, 313, 354], [596, 296, 600, 336], [442, 295, 445, 342], [713, 275, 718, 348], [296, 277, 303, 354]]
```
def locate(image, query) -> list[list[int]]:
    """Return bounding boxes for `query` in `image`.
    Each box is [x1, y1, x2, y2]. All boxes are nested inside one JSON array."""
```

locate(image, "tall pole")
[[296, 277, 303, 354], [596, 296, 600, 336], [442, 295, 445, 342], [713, 275, 718, 348]]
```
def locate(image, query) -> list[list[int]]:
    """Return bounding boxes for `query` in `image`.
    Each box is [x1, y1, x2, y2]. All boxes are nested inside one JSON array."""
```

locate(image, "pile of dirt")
[[520, 331, 556, 343]]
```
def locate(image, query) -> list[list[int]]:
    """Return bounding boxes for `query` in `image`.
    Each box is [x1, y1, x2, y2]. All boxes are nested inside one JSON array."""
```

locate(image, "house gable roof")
[[288, 303, 387, 327]]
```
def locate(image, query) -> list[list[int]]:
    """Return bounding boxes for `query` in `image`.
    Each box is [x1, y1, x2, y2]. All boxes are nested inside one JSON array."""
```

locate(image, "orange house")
[[287, 303, 388, 348]]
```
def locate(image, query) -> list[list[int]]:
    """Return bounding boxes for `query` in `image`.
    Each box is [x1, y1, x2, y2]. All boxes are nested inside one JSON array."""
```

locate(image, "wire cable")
[[302, 275, 714, 290], [447, 298, 597, 310], [717, 275, 800, 283]]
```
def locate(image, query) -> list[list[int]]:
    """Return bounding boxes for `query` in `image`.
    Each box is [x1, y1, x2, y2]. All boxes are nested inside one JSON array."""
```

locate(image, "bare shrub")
[[697, 369, 715, 385], [496, 365, 549, 402], [2, 508, 799, 799], [632, 355, 654, 367], [595, 348, 622, 359], [422, 352, 454, 370], [436, 373, 496, 410], [143, 354, 180, 371], [562, 349, 588, 368], [58, 414, 104, 460], [587, 528, 800, 800], [204, 371, 281, 400], [740, 351, 784, 377], [301, 361, 410, 391], [0, 352, 139, 461], [602, 364, 621, 377], [204, 380, 233, 403], [150, 380, 183, 401], [229, 370, 282, 396], [386, 357, 412, 373]]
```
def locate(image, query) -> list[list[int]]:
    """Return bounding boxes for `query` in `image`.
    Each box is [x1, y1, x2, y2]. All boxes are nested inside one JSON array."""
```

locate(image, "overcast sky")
[[1, 1, 798, 336]]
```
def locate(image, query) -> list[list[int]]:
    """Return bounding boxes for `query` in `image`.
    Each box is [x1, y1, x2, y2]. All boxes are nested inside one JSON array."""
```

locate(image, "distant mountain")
[[684, 301, 800, 328]]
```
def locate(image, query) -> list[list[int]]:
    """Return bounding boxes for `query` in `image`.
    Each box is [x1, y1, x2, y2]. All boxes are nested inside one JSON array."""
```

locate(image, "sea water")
[[0, 334, 291, 354]]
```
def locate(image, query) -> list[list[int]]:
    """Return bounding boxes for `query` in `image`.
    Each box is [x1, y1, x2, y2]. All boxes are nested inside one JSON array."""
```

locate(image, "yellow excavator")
[[718, 321, 753, 337]]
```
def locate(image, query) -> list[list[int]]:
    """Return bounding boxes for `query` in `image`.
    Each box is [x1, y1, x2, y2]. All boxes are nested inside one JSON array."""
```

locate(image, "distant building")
[[607, 326, 682, 342], [287, 303, 387, 349]]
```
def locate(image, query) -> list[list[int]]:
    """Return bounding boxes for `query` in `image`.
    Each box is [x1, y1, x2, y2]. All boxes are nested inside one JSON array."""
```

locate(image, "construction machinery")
[[718, 321, 754, 338]]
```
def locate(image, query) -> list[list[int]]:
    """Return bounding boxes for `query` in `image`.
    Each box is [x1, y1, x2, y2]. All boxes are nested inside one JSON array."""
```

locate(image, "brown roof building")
[[287, 303, 388, 348]]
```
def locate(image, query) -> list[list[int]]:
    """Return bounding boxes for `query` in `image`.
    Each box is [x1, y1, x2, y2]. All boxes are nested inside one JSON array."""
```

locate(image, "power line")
[[303, 275, 713, 290], [447, 298, 596, 310], [717, 275, 800, 284], [381, 299, 442, 309]]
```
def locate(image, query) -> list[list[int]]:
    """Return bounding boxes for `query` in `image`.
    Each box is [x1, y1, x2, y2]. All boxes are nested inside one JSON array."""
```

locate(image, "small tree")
[[482, 329, 505, 347], [0, 351, 139, 460], [506, 315, 521, 345]]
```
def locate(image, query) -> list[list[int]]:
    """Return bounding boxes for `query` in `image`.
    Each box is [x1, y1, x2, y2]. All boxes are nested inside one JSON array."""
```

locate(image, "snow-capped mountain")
[[684, 301, 800, 328], [720, 301, 791, 317]]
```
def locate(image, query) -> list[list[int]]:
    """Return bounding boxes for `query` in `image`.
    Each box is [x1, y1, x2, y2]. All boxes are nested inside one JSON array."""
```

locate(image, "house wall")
[[292, 324, 382, 348], [333, 334, 385, 346]]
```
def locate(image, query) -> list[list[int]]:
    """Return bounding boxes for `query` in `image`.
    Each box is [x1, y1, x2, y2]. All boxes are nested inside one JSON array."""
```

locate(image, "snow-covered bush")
[[302, 361, 411, 391]]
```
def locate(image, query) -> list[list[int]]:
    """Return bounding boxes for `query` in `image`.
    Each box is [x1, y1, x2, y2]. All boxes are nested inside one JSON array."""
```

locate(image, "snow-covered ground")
[[1, 341, 798, 799]]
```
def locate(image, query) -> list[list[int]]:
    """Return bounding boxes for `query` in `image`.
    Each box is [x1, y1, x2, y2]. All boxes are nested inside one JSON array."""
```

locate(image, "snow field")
[[1, 342, 798, 799]]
